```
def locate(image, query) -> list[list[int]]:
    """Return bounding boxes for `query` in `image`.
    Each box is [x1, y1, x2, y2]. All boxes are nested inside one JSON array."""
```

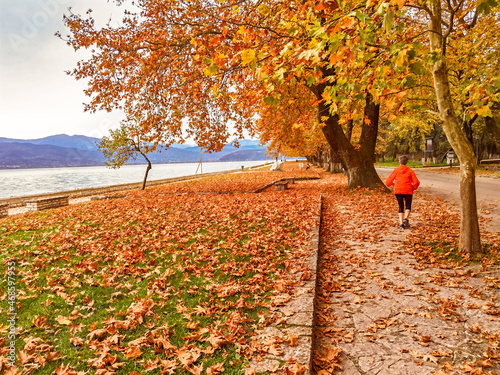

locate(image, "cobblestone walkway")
[[313, 188, 500, 375]]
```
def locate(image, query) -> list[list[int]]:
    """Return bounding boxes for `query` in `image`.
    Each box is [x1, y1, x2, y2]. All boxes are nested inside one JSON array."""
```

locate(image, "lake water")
[[0, 161, 269, 199]]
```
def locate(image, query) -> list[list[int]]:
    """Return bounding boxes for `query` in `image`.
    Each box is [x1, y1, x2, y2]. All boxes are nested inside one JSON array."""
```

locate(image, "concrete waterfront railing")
[[26, 196, 69, 212], [0, 164, 270, 210]]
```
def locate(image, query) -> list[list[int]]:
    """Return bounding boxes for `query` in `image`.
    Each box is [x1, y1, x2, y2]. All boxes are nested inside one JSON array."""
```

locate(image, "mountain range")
[[0, 134, 271, 169]]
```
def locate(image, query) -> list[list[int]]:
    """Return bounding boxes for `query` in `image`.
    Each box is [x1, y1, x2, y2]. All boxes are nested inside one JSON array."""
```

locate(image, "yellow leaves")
[[203, 63, 219, 77], [390, 0, 406, 7], [237, 25, 246, 35], [308, 38, 320, 50], [241, 49, 256, 66], [257, 4, 271, 15], [476, 105, 492, 117], [396, 48, 408, 68]]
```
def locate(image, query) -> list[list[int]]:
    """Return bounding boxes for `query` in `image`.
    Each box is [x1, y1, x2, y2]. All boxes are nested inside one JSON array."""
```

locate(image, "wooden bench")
[[26, 196, 69, 211], [275, 182, 289, 191], [0, 203, 8, 218]]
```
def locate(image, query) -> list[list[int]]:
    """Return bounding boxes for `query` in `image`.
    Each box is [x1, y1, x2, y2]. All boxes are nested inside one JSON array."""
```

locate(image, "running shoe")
[[403, 218, 410, 228], [399, 224, 405, 230]]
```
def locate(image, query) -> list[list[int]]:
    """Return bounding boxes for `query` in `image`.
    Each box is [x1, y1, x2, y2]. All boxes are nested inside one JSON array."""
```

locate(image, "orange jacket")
[[386, 165, 420, 195]]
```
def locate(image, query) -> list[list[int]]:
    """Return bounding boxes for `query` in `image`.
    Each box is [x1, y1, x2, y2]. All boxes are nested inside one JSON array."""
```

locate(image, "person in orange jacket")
[[385, 155, 420, 230]]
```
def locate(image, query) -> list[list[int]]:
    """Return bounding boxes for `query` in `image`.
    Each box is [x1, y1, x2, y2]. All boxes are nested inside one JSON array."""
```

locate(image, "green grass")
[[1, 223, 255, 373], [375, 158, 449, 168], [425, 241, 500, 265], [0, 190, 310, 374]]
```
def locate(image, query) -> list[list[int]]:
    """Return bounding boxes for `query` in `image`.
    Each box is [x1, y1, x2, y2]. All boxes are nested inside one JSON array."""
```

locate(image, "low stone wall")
[[245, 194, 322, 374], [0, 203, 8, 218], [0, 165, 269, 209], [26, 196, 69, 212]]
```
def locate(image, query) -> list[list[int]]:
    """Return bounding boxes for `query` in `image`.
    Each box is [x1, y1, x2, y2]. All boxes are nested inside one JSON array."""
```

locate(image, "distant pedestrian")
[[306, 163, 310, 170], [385, 155, 420, 230]]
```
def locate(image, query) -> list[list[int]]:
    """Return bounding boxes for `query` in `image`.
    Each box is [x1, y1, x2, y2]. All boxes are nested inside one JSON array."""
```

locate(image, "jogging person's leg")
[[395, 194, 405, 229], [403, 194, 413, 228]]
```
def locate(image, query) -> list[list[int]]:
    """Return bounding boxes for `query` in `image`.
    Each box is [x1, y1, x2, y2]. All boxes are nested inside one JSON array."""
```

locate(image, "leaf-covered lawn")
[[0, 171, 320, 374], [159, 169, 319, 193]]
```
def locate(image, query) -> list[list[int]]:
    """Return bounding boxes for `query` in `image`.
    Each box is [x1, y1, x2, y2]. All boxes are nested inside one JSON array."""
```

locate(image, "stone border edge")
[[244, 193, 322, 374]]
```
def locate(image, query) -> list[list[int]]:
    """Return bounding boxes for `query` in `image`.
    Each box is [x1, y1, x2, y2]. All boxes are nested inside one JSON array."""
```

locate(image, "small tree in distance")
[[98, 125, 152, 190]]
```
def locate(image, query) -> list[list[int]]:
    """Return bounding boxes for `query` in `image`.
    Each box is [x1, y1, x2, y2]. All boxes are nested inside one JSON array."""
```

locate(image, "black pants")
[[395, 194, 413, 213]]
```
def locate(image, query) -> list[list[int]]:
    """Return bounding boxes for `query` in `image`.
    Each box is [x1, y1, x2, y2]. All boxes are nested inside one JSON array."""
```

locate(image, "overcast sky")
[[0, 0, 129, 140]]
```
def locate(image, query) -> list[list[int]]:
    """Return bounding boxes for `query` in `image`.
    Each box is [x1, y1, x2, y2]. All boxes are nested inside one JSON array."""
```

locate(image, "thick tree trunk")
[[345, 119, 354, 143], [319, 102, 387, 190], [427, 0, 481, 254], [309, 67, 386, 190], [329, 147, 342, 173]]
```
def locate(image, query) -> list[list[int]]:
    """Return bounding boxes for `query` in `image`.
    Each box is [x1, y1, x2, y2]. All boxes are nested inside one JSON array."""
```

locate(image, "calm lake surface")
[[0, 161, 268, 199]]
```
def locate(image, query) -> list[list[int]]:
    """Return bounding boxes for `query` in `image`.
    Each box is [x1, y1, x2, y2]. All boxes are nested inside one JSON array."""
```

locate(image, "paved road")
[[377, 167, 500, 232]]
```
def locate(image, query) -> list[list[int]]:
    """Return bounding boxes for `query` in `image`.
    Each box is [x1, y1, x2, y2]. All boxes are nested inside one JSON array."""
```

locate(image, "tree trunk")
[[485, 116, 500, 156], [427, 0, 481, 254], [317, 94, 387, 190], [307, 66, 387, 189], [319, 106, 386, 190], [345, 119, 354, 143], [140, 152, 152, 190], [323, 149, 330, 170]]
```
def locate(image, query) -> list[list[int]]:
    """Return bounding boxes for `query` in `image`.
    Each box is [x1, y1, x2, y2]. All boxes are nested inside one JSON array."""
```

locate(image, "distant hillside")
[[218, 149, 269, 162], [0, 142, 106, 169], [0, 135, 271, 169], [0, 134, 100, 151]]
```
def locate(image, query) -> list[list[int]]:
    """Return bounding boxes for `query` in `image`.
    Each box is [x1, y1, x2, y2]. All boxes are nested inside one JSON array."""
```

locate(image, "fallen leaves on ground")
[[0, 168, 320, 373], [311, 171, 500, 374]]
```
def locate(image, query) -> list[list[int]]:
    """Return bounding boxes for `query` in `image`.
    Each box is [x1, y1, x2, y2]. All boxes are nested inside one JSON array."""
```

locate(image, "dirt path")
[[377, 167, 500, 232], [312, 172, 500, 375]]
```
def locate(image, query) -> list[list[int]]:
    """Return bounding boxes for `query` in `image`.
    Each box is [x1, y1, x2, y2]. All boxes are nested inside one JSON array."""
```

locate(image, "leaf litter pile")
[[0, 168, 320, 374], [157, 169, 319, 194]]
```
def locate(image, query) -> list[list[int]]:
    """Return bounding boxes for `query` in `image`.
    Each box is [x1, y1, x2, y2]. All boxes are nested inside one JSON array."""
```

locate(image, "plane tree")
[[61, 0, 417, 190], [366, 0, 499, 253]]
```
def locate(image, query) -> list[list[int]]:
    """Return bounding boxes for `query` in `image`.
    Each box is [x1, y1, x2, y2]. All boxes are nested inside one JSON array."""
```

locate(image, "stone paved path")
[[313, 185, 500, 375]]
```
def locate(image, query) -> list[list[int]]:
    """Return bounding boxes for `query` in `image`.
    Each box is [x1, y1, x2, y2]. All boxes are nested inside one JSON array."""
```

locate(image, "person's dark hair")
[[399, 155, 408, 165]]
